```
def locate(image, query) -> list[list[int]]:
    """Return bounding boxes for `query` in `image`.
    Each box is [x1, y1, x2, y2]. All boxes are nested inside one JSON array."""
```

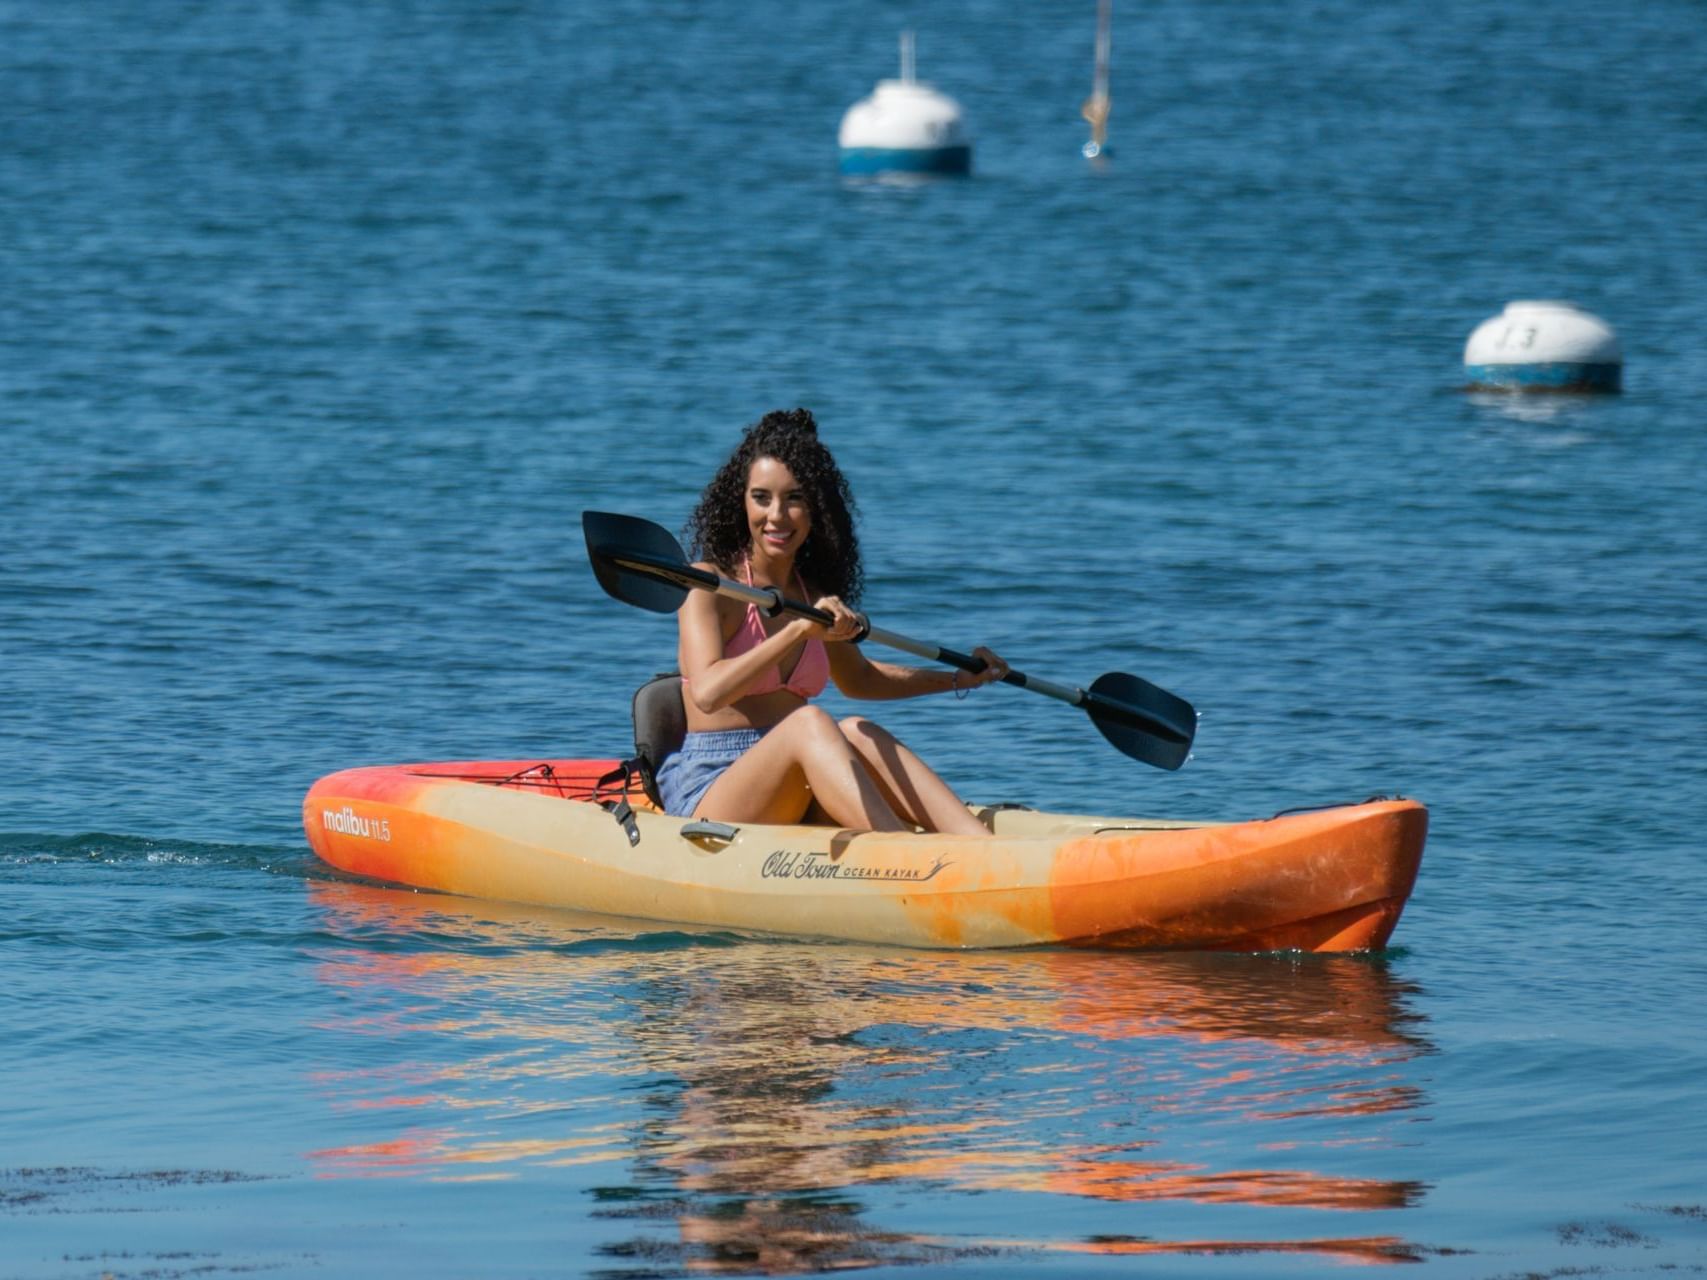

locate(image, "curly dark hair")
[[683, 407, 864, 603]]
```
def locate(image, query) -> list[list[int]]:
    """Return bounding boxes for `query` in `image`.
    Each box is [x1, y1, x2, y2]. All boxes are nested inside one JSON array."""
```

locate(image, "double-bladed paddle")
[[582, 510, 1197, 770]]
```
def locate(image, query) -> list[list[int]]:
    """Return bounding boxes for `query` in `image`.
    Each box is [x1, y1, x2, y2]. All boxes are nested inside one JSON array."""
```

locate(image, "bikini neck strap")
[[742, 551, 806, 596]]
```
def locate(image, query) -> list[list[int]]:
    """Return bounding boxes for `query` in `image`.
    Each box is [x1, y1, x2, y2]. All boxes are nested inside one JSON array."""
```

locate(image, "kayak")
[[302, 758, 1425, 952]]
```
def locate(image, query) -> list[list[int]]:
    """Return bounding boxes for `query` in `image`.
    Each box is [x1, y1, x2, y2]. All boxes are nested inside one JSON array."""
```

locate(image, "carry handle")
[[679, 819, 740, 845]]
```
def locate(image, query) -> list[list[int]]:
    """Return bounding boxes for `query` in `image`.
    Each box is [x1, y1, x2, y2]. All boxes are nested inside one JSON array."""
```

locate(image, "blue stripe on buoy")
[[839, 145, 972, 176], [1465, 362, 1622, 393]]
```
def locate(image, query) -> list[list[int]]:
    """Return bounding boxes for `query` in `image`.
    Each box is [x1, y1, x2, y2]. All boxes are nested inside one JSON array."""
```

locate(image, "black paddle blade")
[[582, 511, 701, 614], [1085, 672, 1197, 771]]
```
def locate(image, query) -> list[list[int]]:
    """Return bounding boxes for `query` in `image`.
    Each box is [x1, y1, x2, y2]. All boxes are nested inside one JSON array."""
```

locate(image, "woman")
[[655, 408, 1008, 835]]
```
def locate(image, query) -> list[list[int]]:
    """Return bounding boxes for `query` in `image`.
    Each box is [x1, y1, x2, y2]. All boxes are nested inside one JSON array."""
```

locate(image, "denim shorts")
[[656, 728, 766, 818]]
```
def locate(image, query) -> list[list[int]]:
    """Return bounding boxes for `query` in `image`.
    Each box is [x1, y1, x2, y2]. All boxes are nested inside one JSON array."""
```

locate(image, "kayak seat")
[[632, 672, 686, 808]]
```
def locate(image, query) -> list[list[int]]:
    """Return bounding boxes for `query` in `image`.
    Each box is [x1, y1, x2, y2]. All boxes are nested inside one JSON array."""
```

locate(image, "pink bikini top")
[[692, 558, 830, 699]]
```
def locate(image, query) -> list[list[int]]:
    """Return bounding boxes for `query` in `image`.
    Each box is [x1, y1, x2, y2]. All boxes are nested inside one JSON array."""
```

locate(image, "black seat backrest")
[[631, 673, 686, 806]]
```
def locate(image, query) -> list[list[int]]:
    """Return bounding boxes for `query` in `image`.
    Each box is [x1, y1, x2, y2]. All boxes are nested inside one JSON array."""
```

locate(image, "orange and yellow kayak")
[[302, 759, 1425, 952]]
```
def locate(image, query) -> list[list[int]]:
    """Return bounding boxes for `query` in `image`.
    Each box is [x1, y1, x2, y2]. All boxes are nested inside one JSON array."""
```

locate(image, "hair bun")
[[753, 407, 818, 438]]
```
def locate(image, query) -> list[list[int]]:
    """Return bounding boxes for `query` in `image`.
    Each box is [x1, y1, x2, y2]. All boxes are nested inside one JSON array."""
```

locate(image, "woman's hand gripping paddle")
[[582, 511, 1197, 770]]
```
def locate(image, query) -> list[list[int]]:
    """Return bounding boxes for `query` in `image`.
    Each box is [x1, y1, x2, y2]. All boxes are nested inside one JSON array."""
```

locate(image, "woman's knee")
[[779, 704, 846, 747], [839, 715, 895, 747]]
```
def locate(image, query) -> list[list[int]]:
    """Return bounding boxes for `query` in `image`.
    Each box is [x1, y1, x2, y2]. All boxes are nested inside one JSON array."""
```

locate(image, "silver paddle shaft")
[[708, 579, 1086, 708]]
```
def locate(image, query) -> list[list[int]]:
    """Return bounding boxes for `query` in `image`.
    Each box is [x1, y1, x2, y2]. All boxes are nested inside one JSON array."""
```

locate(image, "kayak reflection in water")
[[658, 407, 1008, 834]]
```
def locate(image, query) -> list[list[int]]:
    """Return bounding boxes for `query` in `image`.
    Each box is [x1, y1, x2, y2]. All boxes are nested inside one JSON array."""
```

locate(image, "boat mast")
[[1081, 0, 1112, 158]]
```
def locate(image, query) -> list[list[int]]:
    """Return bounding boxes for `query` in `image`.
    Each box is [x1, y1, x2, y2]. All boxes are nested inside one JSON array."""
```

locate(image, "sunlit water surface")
[[4, 0, 1706, 1276]]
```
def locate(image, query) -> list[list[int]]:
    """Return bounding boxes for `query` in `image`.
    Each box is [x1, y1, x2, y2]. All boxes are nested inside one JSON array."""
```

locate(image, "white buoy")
[[1463, 301, 1622, 393], [838, 31, 972, 178]]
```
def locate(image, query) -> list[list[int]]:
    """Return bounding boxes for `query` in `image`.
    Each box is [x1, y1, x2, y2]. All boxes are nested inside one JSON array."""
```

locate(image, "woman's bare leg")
[[837, 716, 989, 836], [693, 706, 911, 830]]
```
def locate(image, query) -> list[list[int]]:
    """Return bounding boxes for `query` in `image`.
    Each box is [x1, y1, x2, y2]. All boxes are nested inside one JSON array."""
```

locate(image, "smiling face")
[[744, 455, 812, 565]]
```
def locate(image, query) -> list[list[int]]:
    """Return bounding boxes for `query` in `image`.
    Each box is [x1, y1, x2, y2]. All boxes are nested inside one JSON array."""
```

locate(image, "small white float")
[[1463, 301, 1622, 393], [838, 31, 972, 178]]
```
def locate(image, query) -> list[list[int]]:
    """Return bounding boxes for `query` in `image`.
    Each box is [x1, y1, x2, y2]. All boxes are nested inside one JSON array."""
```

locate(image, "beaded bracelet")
[[952, 669, 971, 700]]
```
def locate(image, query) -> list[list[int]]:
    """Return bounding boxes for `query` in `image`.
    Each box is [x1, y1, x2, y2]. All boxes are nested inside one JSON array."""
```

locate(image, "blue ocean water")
[[4, 0, 1706, 1275]]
